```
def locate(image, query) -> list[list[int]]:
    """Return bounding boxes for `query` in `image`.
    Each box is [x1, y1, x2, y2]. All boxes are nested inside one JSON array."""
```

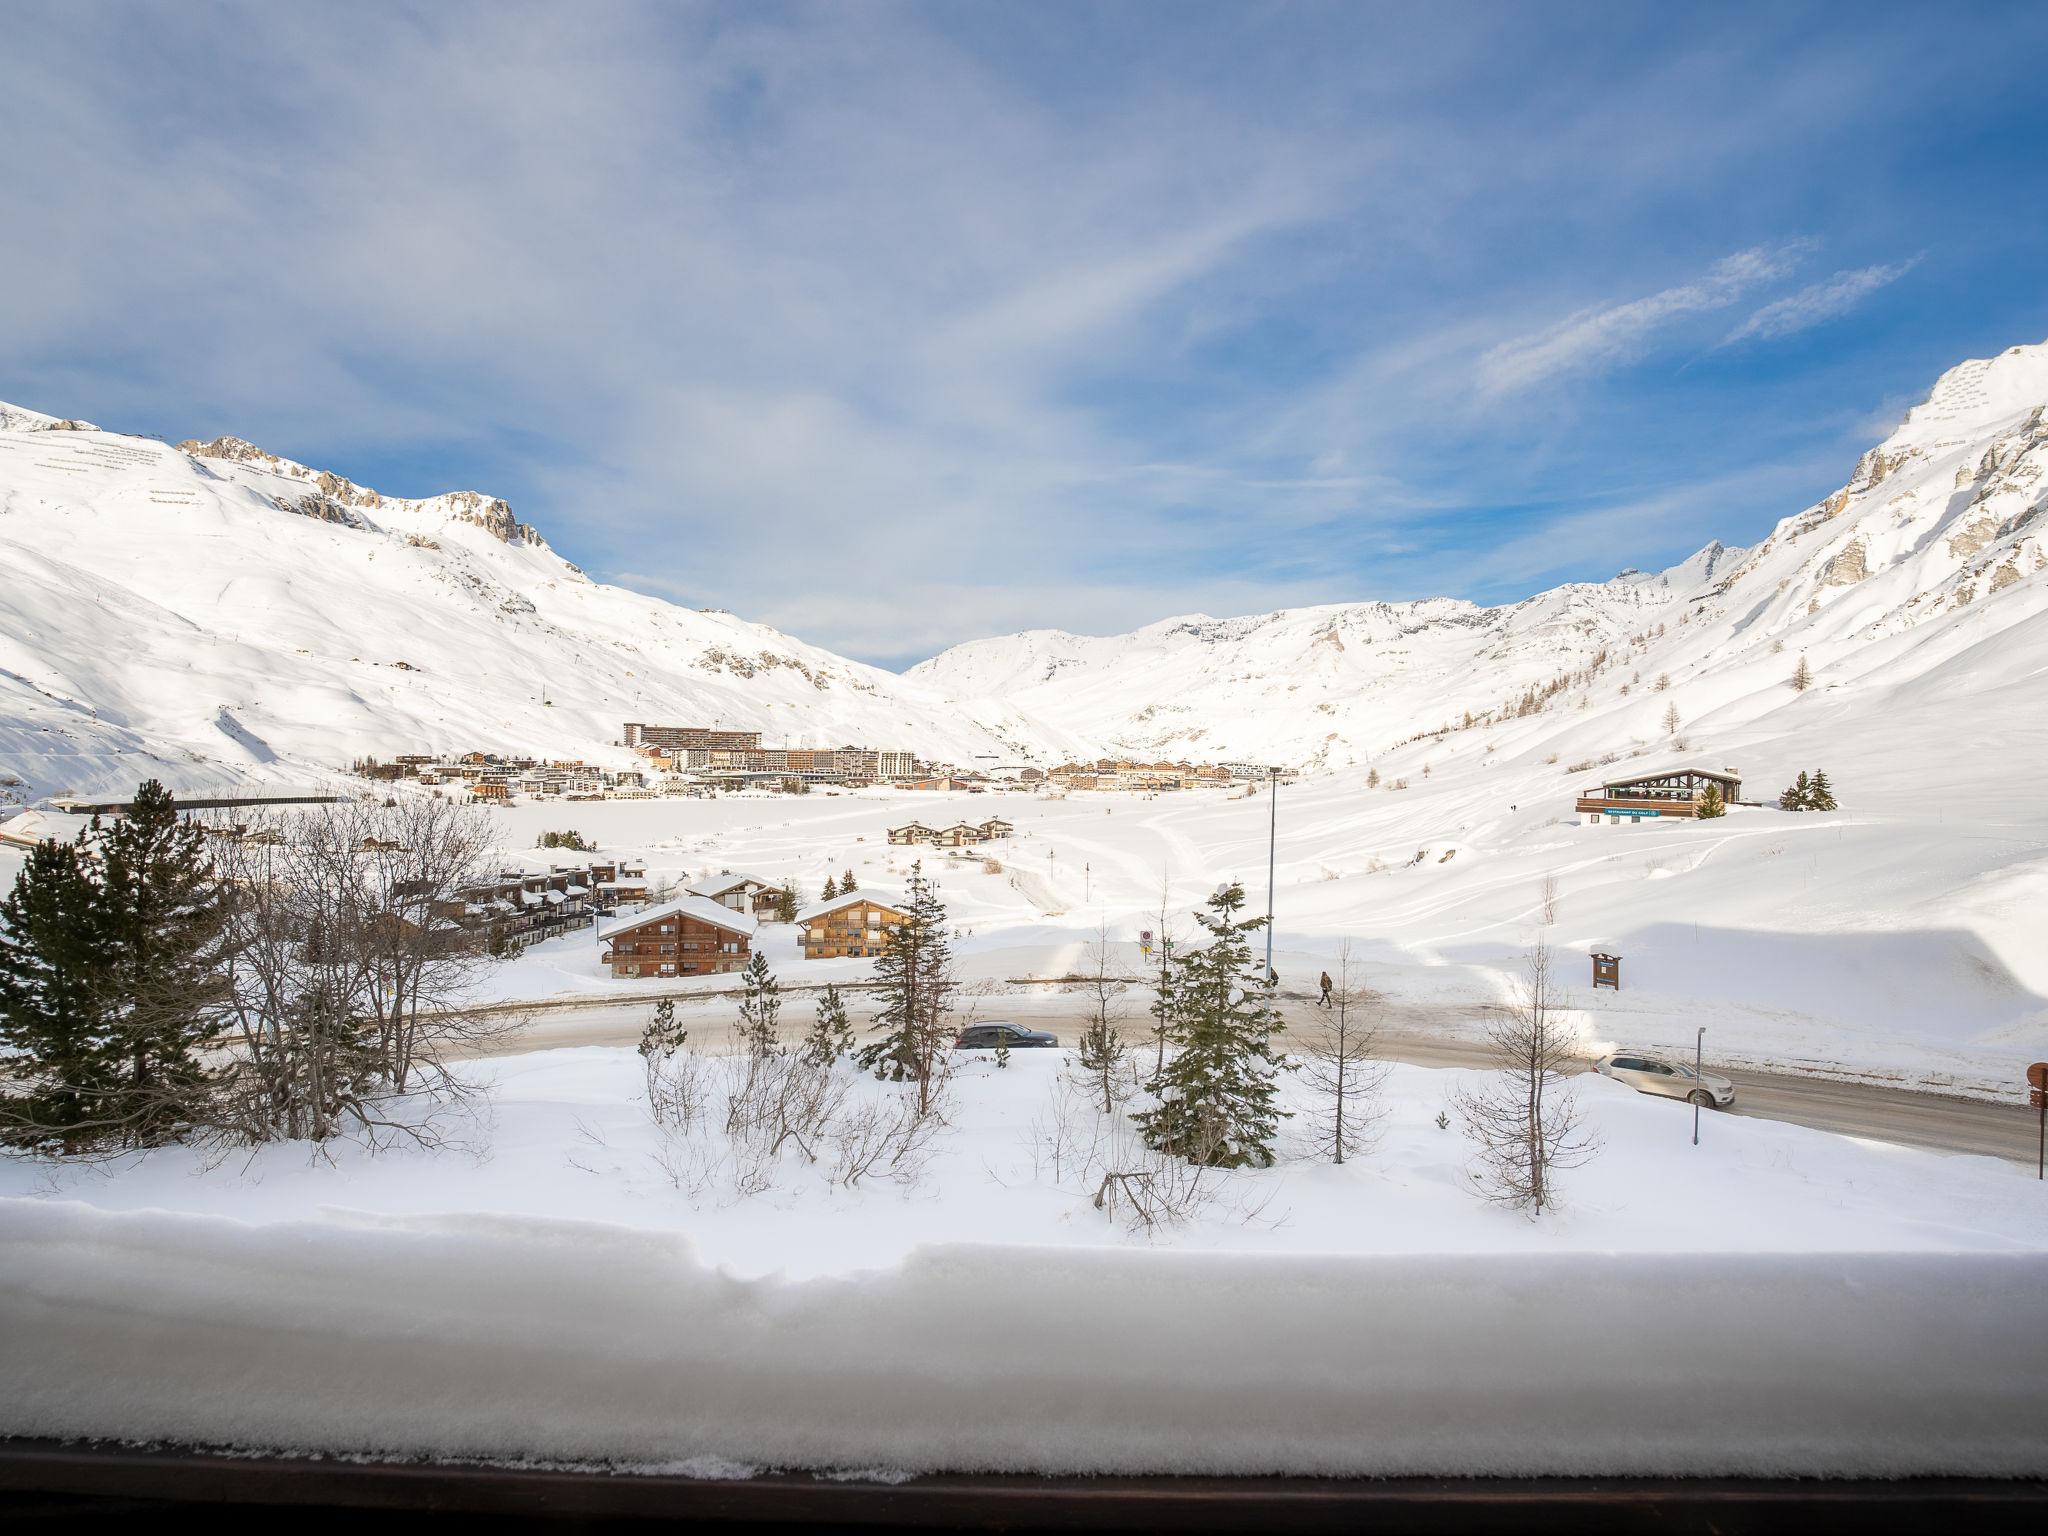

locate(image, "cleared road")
[[457, 987, 2043, 1167]]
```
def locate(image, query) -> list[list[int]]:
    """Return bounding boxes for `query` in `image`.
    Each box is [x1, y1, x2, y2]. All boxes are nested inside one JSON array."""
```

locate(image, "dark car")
[[955, 1022, 1059, 1050]]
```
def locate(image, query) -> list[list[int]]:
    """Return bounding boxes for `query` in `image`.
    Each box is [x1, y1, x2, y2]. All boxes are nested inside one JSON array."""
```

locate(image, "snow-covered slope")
[[0, 406, 1022, 800], [913, 341, 2048, 771], [4, 340, 2046, 805]]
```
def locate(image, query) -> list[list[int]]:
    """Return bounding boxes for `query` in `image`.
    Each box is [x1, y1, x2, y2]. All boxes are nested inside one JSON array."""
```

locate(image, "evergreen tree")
[[1807, 771, 1837, 811], [1696, 783, 1726, 819], [841, 867, 858, 892], [822, 874, 839, 901], [774, 885, 798, 923], [856, 862, 954, 1111], [735, 951, 782, 1055], [1780, 770, 1812, 811], [1134, 882, 1287, 1168], [94, 781, 229, 1143], [0, 836, 119, 1150], [639, 995, 687, 1058], [802, 984, 854, 1066]]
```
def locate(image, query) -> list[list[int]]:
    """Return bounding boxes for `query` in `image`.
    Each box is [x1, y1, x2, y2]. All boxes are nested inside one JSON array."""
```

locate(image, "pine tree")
[[822, 874, 839, 901], [1696, 783, 1726, 819], [1807, 771, 1837, 811], [1780, 770, 1812, 811], [1134, 882, 1287, 1168], [639, 995, 687, 1058], [856, 862, 954, 1111], [735, 951, 782, 1055], [1366, 767, 1380, 789], [841, 867, 858, 892], [774, 885, 798, 923], [94, 781, 229, 1143], [1791, 655, 1813, 692], [0, 836, 119, 1150], [802, 984, 854, 1066], [1662, 701, 1681, 737]]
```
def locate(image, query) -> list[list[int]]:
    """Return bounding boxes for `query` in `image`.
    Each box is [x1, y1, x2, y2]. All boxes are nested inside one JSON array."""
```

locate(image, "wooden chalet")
[[932, 821, 986, 847], [887, 822, 938, 845], [796, 891, 908, 960], [978, 817, 1014, 839], [598, 895, 756, 979], [687, 870, 788, 918], [1577, 766, 1743, 822]]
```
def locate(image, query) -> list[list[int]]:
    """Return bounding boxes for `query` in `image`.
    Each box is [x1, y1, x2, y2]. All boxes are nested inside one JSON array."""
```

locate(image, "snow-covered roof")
[[518, 890, 542, 907], [562, 883, 589, 896], [599, 894, 760, 942], [542, 889, 565, 905], [686, 871, 778, 898], [796, 889, 905, 925]]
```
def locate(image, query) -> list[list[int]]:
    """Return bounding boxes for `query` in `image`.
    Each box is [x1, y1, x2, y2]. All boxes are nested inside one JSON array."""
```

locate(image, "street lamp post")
[[1693, 1026, 1706, 1147]]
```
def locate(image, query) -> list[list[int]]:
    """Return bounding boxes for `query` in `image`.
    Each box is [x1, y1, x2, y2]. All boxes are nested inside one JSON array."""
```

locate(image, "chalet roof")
[[686, 871, 779, 898], [1600, 765, 1743, 792], [795, 889, 907, 925], [599, 894, 759, 942]]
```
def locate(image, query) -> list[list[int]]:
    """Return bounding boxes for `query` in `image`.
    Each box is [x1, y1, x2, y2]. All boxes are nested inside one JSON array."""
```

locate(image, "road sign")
[[2027, 1062, 2048, 1090]]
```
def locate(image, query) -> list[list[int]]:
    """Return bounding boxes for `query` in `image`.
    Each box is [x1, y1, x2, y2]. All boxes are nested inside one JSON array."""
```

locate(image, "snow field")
[[4, 1045, 2046, 1475]]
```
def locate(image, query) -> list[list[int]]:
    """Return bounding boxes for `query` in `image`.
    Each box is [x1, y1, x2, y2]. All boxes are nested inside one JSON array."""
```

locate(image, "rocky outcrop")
[[1819, 539, 1869, 587]]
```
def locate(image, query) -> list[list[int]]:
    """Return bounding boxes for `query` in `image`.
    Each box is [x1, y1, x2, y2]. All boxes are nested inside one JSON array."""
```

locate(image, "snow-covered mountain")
[[3, 339, 2046, 805], [0, 405, 1024, 801], [913, 341, 2048, 770]]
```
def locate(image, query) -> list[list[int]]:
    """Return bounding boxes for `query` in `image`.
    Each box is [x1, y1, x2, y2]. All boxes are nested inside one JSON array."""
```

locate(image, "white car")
[[1593, 1051, 1735, 1109]]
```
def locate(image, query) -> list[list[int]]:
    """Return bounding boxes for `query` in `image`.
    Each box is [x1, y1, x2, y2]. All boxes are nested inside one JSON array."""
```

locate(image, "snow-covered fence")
[[5, 1198, 2045, 1477]]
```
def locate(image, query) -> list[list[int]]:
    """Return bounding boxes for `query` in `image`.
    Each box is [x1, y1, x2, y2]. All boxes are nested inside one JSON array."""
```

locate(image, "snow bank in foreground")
[[4, 1196, 2044, 1477]]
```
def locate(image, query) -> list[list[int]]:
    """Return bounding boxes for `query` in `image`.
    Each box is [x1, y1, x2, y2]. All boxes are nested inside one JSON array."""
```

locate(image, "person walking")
[[1318, 970, 1333, 1008]]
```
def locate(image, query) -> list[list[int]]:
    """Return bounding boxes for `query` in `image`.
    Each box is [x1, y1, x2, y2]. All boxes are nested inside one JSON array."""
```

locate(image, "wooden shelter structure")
[[1576, 766, 1742, 822]]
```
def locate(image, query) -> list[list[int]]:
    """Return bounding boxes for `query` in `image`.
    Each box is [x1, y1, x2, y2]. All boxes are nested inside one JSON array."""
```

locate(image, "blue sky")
[[4, 1, 2046, 667]]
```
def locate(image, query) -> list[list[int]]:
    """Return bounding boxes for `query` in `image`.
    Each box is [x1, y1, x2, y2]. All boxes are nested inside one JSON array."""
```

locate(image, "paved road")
[[459, 989, 2043, 1167]]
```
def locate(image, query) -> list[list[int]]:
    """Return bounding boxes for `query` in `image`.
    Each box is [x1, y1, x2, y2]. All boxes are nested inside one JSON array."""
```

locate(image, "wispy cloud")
[[1476, 244, 1810, 397], [1723, 258, 1921, 344], [1, 5, 2040, 663]]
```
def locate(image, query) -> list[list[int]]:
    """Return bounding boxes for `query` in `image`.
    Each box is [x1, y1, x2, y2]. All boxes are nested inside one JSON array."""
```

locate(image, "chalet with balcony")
[[979, 818, 1014, 839], [599, 895, 757, 979], [1576, 766, 1743, 823], [887, 822, 939, 845], [797, 891, 909, 960]]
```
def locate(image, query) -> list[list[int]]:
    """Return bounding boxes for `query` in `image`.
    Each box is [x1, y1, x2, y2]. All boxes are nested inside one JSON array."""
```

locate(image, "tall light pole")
[[1264, 767, 1279, 986], [1693, 1026, 1706, 1147]]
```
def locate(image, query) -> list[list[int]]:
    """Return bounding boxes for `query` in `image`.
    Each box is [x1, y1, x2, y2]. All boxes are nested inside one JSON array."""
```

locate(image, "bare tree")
[[1295, 940, 1389, 1164], [1539, 874, 1559, 926], [1071, 921, 1133, 1113], [1661, 700, 1681, 736], [204, 800, 507, 1147], [1452, 940, 1595, 1212], [1790, 654, 1813, 692], [346, 797, 502, 1092]]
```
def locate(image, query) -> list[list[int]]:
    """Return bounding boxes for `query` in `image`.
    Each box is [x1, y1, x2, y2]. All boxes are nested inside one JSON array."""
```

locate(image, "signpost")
[[1591, 952, 1621, 991], [2029, 1062, 2048, 1182]]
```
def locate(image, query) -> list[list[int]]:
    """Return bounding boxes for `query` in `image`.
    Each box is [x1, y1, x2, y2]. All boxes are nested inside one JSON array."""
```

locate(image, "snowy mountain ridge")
[[912, 341, 2048, 769], [1, 338, 2045, 802], [0, 404, 1025, 801]]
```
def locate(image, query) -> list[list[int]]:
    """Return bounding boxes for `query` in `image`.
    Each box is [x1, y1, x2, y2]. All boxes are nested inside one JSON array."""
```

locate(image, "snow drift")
[[4, 1194, 2045, 1477]]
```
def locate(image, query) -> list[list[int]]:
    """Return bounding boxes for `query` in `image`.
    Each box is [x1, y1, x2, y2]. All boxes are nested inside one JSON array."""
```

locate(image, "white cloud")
[[1475, 244, 1810, 397], [1723, 258, 1921, 344]]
